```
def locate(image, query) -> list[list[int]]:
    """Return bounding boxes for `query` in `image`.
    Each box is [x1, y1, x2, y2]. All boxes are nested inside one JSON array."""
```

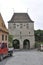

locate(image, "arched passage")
[[23, 39, 30, 49], [12, 39, 20, 49]]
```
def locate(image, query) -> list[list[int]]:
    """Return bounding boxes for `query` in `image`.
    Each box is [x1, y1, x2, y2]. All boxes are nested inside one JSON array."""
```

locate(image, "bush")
[[35, 42, 40, 48]]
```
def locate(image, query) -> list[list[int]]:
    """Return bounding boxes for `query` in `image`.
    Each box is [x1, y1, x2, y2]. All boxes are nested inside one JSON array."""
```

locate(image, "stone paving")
[[5, 50, 43, 65]]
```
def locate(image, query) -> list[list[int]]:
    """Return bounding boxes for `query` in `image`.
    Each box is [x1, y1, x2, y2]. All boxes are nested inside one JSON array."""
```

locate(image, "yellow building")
[[0, 13, 8, 45]]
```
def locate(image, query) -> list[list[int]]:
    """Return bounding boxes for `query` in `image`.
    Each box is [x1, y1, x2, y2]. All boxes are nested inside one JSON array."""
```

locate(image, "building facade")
[[0, 13, 8, 47], [8, 13, 35, 49]]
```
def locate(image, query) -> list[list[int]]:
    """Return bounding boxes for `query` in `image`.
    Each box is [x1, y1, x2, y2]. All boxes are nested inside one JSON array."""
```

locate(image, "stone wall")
[[8, 22, 35, 49]]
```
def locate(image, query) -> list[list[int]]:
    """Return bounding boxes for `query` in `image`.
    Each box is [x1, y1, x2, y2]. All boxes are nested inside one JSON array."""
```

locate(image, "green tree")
[[34, 29, 43, 42], [8, 35, 13, 47]]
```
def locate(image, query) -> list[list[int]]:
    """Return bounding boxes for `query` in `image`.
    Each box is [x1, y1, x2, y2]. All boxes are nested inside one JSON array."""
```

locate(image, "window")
[[29, 32, 30, 34], [9, 26, 11, 29], [17, 25, 19, 27], [13, 23, 16, 28], [20, 31, 22, 39], [24, 24, 25, 26], [20, 24, 22, 28], [26, 23, 29, 29], [1, 43, 7, 49], [2, 35, 4, 41], [5, 35, 7, 40]]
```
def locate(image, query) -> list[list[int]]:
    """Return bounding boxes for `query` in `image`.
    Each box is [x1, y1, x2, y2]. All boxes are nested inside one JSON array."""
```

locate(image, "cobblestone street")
[[4, 50, 43, 65]]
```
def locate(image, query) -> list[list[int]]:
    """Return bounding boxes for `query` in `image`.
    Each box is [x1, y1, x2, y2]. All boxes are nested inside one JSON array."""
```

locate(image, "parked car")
[[0, 43, 13, 61], [40, 44, 43, 51]]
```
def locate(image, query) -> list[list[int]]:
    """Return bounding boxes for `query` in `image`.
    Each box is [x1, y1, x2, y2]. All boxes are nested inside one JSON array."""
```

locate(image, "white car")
[[40, 44, 43, 51]]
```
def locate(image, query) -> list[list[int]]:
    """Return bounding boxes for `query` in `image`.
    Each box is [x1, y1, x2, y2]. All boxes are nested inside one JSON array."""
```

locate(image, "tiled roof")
[[0, 13, 8, 33], [8, 13, 34, 23]]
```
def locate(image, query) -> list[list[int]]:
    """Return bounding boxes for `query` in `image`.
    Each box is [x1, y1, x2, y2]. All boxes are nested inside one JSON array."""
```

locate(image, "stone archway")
[[12, 39, 20, 49], [23, 39, 30, 49]]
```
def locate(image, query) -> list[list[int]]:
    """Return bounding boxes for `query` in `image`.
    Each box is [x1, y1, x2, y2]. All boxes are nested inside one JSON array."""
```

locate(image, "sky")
[[0, 0, 43, 30]]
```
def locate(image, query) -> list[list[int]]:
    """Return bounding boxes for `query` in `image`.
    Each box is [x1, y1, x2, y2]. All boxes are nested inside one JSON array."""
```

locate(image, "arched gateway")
[[12, 39, 20, 49], [23, 39, 30, 49], [8, 13, 35, 49]]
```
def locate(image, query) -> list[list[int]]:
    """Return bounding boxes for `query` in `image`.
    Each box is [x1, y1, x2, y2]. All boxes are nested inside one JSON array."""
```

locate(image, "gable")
[[0, 13, 8, 33]]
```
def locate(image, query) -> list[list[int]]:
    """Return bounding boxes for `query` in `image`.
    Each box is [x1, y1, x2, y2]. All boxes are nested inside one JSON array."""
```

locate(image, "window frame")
[[5, 35, 7, 41], [2, 35, 4, 41], [20, 23, 22, 28]]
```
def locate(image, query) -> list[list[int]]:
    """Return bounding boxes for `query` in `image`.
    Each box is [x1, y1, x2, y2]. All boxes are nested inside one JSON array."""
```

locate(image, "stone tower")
[[8, 13, 35, 49]]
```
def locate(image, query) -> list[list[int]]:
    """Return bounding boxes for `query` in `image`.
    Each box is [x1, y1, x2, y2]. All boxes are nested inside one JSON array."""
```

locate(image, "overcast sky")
[[0, 0, 43, 30]]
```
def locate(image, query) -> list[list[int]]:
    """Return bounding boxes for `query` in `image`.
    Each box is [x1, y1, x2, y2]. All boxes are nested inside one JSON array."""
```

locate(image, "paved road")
[[0, 56, 13, 65], [0, 50, 43, 65]]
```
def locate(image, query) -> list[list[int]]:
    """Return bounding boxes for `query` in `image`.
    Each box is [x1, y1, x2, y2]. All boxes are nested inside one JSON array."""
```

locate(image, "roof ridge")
[[8, 13, 34, 23]]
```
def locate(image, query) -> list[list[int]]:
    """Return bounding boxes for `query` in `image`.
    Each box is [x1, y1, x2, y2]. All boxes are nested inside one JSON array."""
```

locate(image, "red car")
[[0, 43, 13, 61]]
